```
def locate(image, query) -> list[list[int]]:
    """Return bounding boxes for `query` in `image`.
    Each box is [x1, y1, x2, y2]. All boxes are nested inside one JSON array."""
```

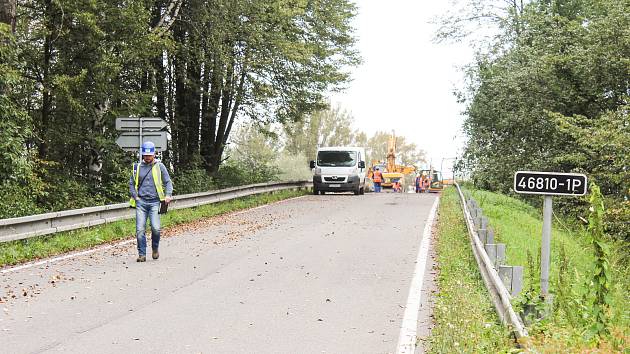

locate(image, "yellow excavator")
[[368, 131, 415, 189]]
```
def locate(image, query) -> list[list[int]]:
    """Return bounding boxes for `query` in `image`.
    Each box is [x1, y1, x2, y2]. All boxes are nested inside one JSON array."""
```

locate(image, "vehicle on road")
[[310, 147, 367, 195], [418, 169, 444, 193]]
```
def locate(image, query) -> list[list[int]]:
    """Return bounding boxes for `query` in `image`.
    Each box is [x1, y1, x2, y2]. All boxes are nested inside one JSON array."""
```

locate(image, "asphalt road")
[[1, 191, 439, 354]]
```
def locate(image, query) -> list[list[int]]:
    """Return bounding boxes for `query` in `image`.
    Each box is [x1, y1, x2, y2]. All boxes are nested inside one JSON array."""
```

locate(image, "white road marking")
[[396, 196, 440, 354], [1, 240, 134, 274], [1, 194, 309, 274]]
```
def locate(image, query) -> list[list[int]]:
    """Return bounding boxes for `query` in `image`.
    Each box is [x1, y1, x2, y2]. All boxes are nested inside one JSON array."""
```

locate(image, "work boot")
[[136, 255, 146, 262], [152, 248, 159, 260]]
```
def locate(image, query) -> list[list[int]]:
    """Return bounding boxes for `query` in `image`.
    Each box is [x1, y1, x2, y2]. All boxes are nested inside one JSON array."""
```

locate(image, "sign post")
[[115, 117, 169, 162], [514, 171, 587, 299]]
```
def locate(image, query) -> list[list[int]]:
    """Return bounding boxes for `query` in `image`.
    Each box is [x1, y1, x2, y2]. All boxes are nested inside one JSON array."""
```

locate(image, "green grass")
[[428, 186, 515, 353], [0, 189, 307, 267], [465, 185, 629, 351]]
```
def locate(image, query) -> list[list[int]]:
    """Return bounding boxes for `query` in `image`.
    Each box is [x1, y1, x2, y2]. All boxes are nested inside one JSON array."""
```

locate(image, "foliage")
[[172, 166, 214, 195], [366, 131, 426, 167], [441, 0, 630, 244], [283, 103, 366, 161], [551, 106, 630, 243], [0, 24, 44, 218], [587, 183, 611, 339], [464, 185, 628, 350], [1, 0, 359, 217], [429, 186, 514, 352], [275, 151, 313, 181]]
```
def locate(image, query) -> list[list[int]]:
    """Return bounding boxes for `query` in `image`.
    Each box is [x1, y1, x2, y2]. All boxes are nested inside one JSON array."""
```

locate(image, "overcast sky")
[[330, 0, 475, 173]]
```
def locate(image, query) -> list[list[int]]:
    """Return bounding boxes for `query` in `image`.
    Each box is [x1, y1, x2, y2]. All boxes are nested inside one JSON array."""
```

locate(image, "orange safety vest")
[[373, 171, 383, 183]]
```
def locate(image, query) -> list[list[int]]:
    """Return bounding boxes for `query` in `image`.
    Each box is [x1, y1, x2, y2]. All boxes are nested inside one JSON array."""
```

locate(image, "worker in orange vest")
[[373, 167, 383, 193], [422, 177, 430, 193]]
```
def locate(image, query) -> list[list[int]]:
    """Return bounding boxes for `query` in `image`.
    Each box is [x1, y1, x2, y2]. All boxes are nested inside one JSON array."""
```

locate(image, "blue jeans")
[[135, 199, 161, 256], [374, 182, 382, 193]]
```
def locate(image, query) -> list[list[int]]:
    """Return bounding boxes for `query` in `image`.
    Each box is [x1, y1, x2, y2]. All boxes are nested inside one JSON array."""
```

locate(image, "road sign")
[[115, 131, 167, 152], [514, 170, 588, 301], [514, 171, 587, 196], [116, 117, 168, 131]]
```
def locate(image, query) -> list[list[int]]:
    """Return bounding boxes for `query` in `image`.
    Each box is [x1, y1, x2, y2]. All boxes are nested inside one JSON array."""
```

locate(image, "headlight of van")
[[314, 167, 322, 175], [347, 174, 359, 183]]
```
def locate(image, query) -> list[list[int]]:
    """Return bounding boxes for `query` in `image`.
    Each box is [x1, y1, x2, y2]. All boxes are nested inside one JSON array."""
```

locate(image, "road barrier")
[[454, 182, 528, 339], [0, 181, 311, 243]]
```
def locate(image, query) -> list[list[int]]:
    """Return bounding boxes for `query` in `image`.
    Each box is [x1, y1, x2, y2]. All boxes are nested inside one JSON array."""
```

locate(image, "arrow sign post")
[[115, 117, 169, 161], [514, 171, 587, 300]]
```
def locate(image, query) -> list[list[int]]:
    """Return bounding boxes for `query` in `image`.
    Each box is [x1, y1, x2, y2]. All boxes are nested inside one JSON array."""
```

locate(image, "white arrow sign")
[[116, 131, 168, 152], [116, 117, 168, 131]]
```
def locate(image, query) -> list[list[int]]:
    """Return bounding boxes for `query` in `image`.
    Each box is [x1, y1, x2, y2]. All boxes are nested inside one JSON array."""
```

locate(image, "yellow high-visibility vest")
[[129, 163, 165, 208]]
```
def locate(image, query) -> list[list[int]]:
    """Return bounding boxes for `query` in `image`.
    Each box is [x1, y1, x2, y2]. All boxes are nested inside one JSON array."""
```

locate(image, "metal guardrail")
[[0, 181, 311, 243], [454, 182, 528, 339]]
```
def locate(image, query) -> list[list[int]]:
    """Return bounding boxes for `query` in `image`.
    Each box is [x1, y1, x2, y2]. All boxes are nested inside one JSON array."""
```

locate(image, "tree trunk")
[[173, 22, 188, 168], [201, 55, 223, 173], [208, 56, 234, 174], [152, 2, 166, 120], [185, 50, 201, 161], [0, 0, 16, 32], [39, 0, 54, 159], [155, 52, 166, 122]]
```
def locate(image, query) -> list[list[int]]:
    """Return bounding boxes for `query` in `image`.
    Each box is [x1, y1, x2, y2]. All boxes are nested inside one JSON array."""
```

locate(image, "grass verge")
[[0, 189, 307, 268], [428, 186, 515, 353], [464, 184, 629, 351]]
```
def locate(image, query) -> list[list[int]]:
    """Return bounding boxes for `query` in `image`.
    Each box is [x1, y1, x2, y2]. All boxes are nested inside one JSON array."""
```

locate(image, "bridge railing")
[[0, 181, 310, 243]]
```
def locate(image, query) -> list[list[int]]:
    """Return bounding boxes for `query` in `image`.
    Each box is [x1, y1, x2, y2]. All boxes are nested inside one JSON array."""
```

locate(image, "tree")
[[442, 0, 629, 243], [284, 103, 364, 161], [159, 0, 360, 173], [0, 0, 16, 31], [366, 131, 426, 167], [1, 0, 360, 215], [0, 12, 42, 217], [552, 105, 630, 241], [433, 0, 526, 45]]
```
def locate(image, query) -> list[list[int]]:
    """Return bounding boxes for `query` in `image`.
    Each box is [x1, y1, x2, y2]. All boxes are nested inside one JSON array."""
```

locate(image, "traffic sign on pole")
[[115, 117, 169, 158], [514, 170, 588, 301], [115, 131, 167, 152], [116, 117, 168, 131]]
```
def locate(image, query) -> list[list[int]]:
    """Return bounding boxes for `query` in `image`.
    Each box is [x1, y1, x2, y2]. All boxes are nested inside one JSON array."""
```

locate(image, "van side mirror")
[[358, 161, 365, 169], [309, 160, 316, 169]]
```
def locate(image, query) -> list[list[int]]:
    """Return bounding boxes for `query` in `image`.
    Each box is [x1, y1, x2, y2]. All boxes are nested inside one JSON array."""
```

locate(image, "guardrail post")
[[512, 265, 523, 296], [485, 243, 497, 267], [498, 265, 512, 291], [468, 203, 477, 220], [477, 229, 488, 245], [475, 215, 483, 228], [486, 228, 495, 244], [496, 243, 506, 267], [499, 265, 524, 297]]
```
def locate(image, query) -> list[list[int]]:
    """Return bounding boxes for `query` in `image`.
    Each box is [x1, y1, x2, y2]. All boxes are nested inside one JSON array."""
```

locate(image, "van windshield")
[[317, 151, 356, 167]]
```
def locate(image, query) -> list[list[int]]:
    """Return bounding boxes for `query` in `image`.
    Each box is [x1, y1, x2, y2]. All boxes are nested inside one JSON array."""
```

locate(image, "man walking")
[[129, 141, 173, 262], [373, 167, 383, 193]]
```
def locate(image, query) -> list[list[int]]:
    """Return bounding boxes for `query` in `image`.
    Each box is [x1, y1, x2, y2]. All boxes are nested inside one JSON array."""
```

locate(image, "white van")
[[309, 146, 367, 195]]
